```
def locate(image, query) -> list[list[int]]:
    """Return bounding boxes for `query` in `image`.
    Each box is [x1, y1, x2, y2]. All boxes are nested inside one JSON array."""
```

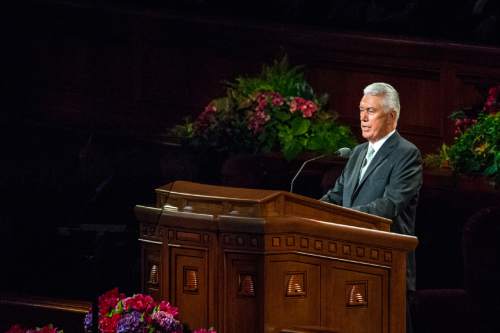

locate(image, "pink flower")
[[83, 288, 186, 333], [6, 325, 25, 333], [34, 326, 59, 333], [289, 97, 318, 118], [256, 93, 268, 108], [289, 97, 301, 113], [248, 108, 270, 134], [302, 100, 318, 118], [256, 92, 284, 108], [123, 293, 156, 313], [158, 300, 179, 317], [483, 85, 500, 113], [99, 313, 121, 333], [195, 103, 217, 131], [98, 288, 125, 316], [152, 311, 182, 332], [271, 92, 284, 106]]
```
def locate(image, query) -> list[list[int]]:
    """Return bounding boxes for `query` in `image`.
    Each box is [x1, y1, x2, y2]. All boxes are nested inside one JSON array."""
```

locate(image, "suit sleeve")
[[352, 147, 423, 220], [320, 168, 344, 205]]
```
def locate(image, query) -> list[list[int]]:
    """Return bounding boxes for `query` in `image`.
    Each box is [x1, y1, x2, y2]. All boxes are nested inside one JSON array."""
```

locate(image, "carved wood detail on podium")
[[177, 231, 202, 243], [221, 233, 262, 250], [346, 281, 368, 307], [286, 272, 307, 297], [264, 234, 394, 267], [238, 273, 256, 297], [183, 267, 200, 294], [140, 223, 157, 238], [149, 264, 159, 285]]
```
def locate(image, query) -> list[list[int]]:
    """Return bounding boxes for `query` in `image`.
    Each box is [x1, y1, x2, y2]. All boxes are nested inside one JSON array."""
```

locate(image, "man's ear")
[[389, 110, 397, 127], [389, 110, 397, 122]]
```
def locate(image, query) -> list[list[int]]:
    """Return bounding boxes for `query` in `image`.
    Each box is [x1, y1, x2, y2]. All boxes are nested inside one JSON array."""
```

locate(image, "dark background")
[[2, 0, 500, 303]]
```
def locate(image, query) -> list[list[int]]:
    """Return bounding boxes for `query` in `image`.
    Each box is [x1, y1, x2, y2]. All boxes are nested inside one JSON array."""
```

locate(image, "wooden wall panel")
[[141, 46, 189, 104], [309, 67, 441, 127], [33, 38, 92, 121], [24, 1, 500, 154]]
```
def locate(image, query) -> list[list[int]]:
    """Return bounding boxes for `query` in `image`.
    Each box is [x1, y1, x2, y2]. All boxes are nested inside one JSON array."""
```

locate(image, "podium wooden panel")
[[135, 181, 417, 333]]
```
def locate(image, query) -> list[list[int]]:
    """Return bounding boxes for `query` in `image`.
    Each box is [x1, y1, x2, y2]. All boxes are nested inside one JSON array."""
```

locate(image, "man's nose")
[[360, 111, 368, 121]]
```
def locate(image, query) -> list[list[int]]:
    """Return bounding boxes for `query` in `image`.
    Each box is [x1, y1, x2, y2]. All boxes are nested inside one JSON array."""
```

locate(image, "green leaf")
[[283, 140, 304, 160], [317, 93, 329, 107], [449, 112, 500, 182], [274, 111, 291, 121], [307, 135, 324, 151], [484, 164, 498, 176], [291, 117, 310, 135], [114, 301, 123, 314], [212, 97, 232, 112]]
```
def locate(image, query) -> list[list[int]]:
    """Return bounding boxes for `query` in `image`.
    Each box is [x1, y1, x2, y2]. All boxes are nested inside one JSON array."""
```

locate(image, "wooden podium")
[[135, 181, 417, 333]]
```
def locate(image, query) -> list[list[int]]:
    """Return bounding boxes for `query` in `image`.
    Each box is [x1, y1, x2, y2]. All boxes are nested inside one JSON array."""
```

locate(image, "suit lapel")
[[346, 144, 368, 206], [353, 133, 400, 200]]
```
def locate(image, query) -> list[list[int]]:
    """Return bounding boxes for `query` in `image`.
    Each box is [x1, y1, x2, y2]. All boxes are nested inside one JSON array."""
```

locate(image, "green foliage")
[[423, 143, 450, 169], [170, 56, 357, 160], [448, 112, 500, 184], [227, 56, 314, 102]]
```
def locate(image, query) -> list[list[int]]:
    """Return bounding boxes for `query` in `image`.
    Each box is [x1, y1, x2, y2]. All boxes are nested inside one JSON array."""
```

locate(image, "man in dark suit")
[[321, 82, 422, 333]]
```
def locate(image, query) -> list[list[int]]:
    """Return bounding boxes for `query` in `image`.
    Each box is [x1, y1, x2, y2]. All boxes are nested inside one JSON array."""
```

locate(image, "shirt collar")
[[369, 129, 396, 153]]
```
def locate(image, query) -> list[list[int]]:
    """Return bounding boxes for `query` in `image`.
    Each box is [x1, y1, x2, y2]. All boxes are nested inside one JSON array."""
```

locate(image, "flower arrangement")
[[5, 324, 62, 333], [449, 84, 500, 136], [424, 84, 500, 186], [83, 288, 216, 333], [448, 112, 500, 185], [170, 57, 357, 160]]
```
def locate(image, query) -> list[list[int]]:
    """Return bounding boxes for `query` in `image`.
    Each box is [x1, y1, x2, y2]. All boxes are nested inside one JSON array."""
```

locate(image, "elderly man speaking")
[[321, 82, 423, 333]]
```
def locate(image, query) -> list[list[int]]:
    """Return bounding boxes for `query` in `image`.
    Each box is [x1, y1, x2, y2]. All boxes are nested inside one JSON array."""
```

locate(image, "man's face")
[[359, 94, 397, 143]]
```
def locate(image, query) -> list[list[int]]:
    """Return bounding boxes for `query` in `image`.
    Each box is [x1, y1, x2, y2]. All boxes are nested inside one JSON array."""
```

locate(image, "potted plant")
[[424, 84, 500, 189], [83, 288, 216, 333], [170, 56, 357, 161], [448, 111, 500, 188]]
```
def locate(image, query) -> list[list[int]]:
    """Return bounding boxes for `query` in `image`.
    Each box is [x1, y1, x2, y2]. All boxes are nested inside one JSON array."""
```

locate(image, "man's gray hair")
[[363, 82, 400, 121]]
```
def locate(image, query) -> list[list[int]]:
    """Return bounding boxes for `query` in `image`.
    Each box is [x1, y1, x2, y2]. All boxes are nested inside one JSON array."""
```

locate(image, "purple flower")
[[152, 310, 182, 332], [116, 311, 144, 333], [83, 312, 92, 332]]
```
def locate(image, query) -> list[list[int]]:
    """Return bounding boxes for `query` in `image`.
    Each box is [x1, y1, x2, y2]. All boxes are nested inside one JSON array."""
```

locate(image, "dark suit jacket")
[[321, 132, 423, 291]]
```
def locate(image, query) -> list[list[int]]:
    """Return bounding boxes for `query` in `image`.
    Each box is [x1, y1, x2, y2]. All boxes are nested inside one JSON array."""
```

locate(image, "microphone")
[[289, 147, 351, 193], [334, 147, 352, 158]]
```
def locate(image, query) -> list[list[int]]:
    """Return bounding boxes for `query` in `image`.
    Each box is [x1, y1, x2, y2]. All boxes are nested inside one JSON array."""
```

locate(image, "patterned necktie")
[[359, 146, 375, 182]]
